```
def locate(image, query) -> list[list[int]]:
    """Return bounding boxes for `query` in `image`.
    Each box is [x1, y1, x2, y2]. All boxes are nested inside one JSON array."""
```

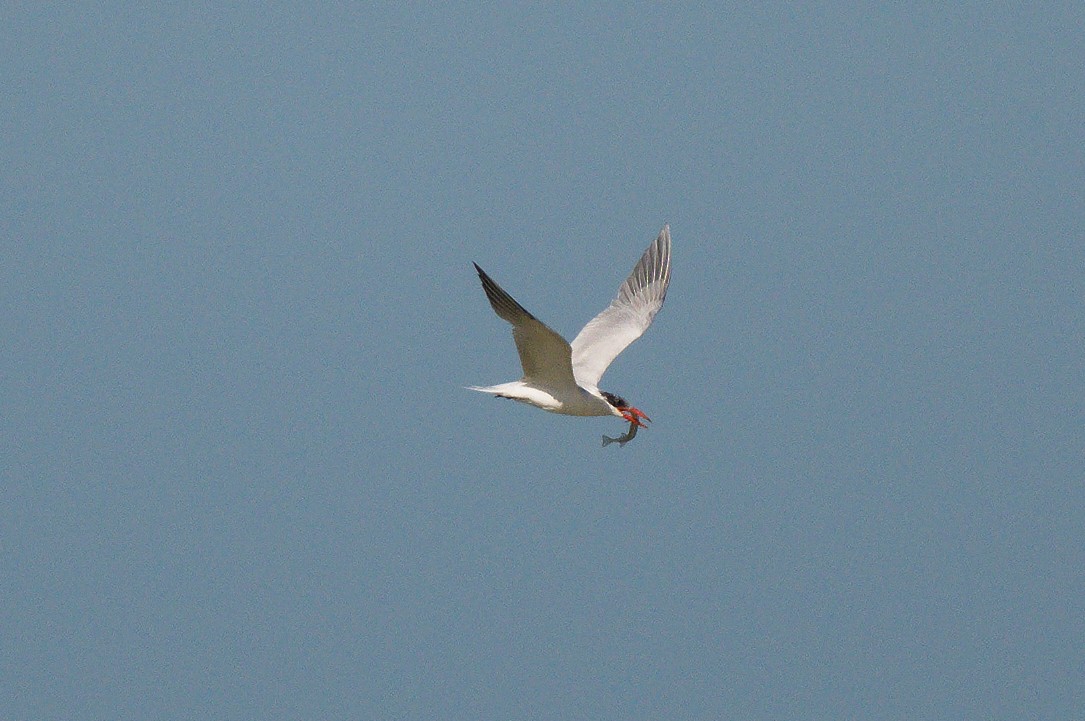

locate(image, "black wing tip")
[[474, 263, 501, 288], [473, 262, 493, 286], [472, 262, 537, 322]]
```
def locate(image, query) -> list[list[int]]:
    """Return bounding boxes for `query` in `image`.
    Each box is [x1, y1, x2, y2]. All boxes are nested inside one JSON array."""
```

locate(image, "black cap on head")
[[601, 391, 627, 408]]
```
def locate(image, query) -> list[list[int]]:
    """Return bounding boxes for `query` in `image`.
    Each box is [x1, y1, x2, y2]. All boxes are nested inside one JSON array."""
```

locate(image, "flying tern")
[[470, 225, 671, 444]]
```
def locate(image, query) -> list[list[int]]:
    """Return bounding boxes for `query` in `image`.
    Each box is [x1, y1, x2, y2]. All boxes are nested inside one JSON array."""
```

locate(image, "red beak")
[[620, 406, 651, 428]]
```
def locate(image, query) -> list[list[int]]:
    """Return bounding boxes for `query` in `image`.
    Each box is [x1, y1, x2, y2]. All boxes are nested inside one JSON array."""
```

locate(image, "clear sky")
[[4, 4, 1083, 720]]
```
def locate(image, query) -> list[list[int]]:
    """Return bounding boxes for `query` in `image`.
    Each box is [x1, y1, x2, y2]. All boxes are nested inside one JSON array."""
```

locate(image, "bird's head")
[[600, 391, 651, 429]]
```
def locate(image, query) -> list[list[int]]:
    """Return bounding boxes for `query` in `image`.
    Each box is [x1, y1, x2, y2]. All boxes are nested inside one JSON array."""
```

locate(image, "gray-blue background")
[[4, 5, 1082, 719]]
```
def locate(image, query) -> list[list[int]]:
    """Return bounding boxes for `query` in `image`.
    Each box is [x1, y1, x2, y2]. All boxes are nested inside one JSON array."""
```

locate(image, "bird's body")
[[470, 225, 671, 441], [466, 379, 616, 416]]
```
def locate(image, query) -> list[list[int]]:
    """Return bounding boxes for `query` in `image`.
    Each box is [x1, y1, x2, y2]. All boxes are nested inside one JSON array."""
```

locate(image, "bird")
[[469, 225, 671, 442]]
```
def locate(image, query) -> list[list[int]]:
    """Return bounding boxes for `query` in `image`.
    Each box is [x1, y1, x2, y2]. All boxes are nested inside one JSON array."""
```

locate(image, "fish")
[[601, 419, 640, 448]]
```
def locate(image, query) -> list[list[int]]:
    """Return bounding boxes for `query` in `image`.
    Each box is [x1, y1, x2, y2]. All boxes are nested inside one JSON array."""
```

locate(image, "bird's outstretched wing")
[[570, 225, 671, 388], [473, 263, 578, 388]]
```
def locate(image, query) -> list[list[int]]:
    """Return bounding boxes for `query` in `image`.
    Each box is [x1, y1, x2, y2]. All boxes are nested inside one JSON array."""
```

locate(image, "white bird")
[[470, 225, 671, 442]]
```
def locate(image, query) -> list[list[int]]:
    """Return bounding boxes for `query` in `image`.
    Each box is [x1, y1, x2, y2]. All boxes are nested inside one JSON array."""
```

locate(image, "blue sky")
[[4, 4, 1083, 720]]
